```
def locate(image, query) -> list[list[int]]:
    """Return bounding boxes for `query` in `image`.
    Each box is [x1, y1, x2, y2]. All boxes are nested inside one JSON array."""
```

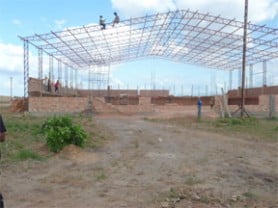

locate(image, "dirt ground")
[[0, 111, 277, 208]]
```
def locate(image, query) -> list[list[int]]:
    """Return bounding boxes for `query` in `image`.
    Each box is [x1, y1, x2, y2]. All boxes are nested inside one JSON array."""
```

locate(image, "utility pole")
[[240, 0, 248, 117]]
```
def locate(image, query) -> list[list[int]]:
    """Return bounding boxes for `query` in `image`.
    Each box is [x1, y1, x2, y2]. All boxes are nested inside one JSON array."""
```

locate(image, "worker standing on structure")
[[112, 12, 120, 26], [99, 15, 106, 29], [197, 97, 202, 120], [54, 80, 60, 93]]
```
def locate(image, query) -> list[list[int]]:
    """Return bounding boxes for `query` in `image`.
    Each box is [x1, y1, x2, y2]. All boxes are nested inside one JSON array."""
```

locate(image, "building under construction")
[[16, 9, 277, 116]]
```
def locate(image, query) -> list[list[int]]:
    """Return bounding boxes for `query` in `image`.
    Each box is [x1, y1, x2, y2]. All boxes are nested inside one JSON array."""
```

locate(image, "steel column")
[[249, 64, 253, 88], [49, 55, 54, 83], [23, 40, 29, 98], [229, 70, 233, 90], [240, 0, 248, 117], [65, 65, 69, 88], [38, 48, 43, 79], [263, 60, 267, 86]]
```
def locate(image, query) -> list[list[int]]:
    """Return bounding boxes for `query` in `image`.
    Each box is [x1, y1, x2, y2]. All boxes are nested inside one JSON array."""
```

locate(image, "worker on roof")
[[99, 15, 106, 29], [112, 12, 120, 26]]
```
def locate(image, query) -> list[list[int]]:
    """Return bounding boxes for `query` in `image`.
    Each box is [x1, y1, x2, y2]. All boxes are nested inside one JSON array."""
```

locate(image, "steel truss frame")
[[19, 9, 277, 97]]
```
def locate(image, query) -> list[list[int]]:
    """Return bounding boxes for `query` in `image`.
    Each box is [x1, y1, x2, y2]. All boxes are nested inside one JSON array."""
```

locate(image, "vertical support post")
[[38, 48, 43, 79], [23, 40, 29, 98], [65, 65, 68, 88], [10, 77, 13, 101], [269, 95, 275, 118], [88, 66, 93, 115], [229, 70, 232, 90], [249, 64, 253, 88], [75, 68, 78, 89], [107, 63, 110, 89], [58, 60, 62, 81], [70, 67, 73, 88], [49, 55, 54, 84], [238, 68, 242, 90], [58, 60, 62, 94], [88, 68, 91, 91], [263, 60, 267, 87], [240, 0, 248, 117]]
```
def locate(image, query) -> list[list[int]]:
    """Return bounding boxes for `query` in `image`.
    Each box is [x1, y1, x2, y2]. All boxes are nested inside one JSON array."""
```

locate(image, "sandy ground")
[[0, 113, 277, 208]]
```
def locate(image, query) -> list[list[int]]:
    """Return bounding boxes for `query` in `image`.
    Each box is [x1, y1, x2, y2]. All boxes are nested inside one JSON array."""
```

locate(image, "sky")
[[0, 0, 277, 97]]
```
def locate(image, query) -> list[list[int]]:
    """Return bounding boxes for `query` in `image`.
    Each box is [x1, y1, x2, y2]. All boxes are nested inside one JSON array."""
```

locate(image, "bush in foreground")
[[42, 115, 87, 152]]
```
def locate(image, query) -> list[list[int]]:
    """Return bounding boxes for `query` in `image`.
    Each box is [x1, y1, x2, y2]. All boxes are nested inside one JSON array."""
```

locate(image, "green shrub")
[[42, 115, 87, 152]]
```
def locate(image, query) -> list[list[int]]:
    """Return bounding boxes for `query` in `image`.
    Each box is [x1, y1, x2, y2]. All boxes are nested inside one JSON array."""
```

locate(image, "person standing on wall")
[[0, 114, 7, 208]]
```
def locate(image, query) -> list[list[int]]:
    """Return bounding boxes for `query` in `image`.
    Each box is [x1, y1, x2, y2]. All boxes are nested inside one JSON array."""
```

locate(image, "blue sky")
[[0, 0, 277, 96]]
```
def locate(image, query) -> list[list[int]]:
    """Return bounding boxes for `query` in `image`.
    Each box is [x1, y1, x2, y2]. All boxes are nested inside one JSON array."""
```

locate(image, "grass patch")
[[212, 117, 278, 141], [0, 112, 111, 163], [95, 171, 107, 181], [243, 191, 257, 200], [200, 195, 210, 204], [147, 116, 278, 142], [185, 175, 202, 186], [168, 187, 179, 198], [13, 149, 45, 161]]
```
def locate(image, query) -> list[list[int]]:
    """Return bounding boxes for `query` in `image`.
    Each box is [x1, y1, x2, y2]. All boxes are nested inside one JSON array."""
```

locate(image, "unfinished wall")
[[29, 97, 88, 113], [78, 89, 169, 97], [105, 96, 139, 105], [227, 95, 278, 116], [140, 90, 169, 97], [228, 86, 278, 97], [78, 89, 138, 97], [151, 96, 214, 106]]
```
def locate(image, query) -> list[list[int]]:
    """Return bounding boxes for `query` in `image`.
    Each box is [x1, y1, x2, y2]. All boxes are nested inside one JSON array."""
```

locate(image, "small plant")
[[243, 191, 257, 200], [200, 195, 209, 204], [95, 171, 107, 181], [185, 175, 202, 186], [169, 187, 179, 198], [42, 115, 87, 152]]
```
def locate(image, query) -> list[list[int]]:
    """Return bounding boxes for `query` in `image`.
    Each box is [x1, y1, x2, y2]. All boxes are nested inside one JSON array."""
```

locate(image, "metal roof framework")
[[19, 9, 278, 97]]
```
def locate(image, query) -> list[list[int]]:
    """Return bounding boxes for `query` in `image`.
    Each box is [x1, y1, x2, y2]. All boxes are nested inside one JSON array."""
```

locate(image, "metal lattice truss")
[[20, 9, 278, 71]]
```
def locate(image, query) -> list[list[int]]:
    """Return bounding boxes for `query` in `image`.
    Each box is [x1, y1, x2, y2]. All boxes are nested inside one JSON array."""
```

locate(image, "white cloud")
[[54, 19, 67, 30], [111, 0, 176, 17], [12, 19, 22, 26], [111, 0, 278, 23], [0, 42, 23, 73], [0, 42, 38, 96]]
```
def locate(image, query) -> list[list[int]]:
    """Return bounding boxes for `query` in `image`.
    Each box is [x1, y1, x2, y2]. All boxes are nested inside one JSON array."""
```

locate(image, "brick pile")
[[10, 99, 27, 112]]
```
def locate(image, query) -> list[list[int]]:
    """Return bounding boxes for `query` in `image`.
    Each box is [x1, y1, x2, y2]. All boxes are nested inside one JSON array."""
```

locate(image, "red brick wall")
[[78, 89, 169, 97], [29, 97, 88, 113], [228, 86, 278, 97], [151, 96, 214, 106], [78, 89, 138, 97], [140, 90, 169, 97]]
